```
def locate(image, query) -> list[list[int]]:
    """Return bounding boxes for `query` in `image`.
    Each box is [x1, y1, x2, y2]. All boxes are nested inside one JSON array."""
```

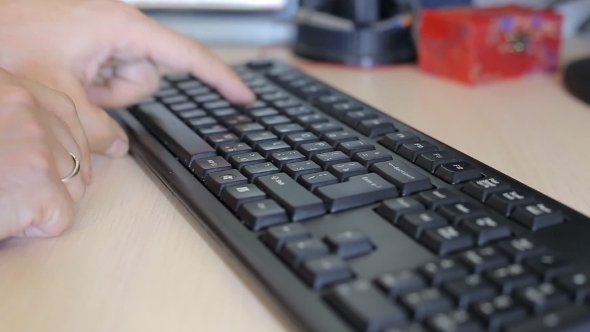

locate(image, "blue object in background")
[[420, 0, 472, 7]]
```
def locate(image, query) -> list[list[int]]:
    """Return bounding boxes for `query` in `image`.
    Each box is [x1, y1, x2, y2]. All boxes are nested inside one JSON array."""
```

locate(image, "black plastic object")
[[564, 57, 590, 106], [293, 0, 417, 66]]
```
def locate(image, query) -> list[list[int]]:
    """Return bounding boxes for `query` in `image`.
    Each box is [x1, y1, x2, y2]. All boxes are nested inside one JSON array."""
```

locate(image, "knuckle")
[[20, 145, 53, 176], [53, 91, 77, 115], [0, 85, 38, 108]]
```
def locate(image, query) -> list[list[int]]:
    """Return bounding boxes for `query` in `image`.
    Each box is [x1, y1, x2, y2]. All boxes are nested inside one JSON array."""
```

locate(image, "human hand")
[[0, 68, 91, 240], [0, 0, 254, 157]]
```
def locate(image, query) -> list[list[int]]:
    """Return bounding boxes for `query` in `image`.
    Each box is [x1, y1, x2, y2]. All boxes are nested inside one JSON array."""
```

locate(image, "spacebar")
[[134, 103, 216, 166]]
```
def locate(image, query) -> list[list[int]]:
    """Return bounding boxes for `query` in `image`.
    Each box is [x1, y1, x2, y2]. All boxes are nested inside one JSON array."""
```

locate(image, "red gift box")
[[418, 5, 562, 85]]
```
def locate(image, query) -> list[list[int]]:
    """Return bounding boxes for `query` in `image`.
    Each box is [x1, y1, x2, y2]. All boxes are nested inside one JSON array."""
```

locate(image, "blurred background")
[[122, 0, 590, 46]]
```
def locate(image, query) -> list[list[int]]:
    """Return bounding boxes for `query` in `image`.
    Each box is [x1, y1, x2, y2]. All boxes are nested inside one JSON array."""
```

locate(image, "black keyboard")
[[113, 59, 590, 332]]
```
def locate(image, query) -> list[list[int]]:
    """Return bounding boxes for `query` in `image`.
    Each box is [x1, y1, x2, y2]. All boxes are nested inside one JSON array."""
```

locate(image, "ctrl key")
[[237, 199, 288, 231], [326, 280, 408, 332]]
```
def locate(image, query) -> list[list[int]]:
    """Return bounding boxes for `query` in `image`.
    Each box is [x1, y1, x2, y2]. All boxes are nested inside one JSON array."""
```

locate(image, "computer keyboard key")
[[376, 270, 427, 298], [458, 247, 510, 274], [283, 105, 314, 117], [244, 131, 278, 147], [328, 102, 363, 118], [255, 173, 326, 221], [323, 131, 359, 146], [177, 109, 208, 121], [282, 160, 321, 180], [471, 295, 528, 332], [370, 160, 432, 196], [261, 91, 289, 102], [270, 150, 306, 168], [425, 310, 483, 332], [437, 202, 486, 225], [248, 107, 279, 119], [326, 280, 409, 332], [177, 81, 204, 90], [503, 305, 590, 332], [328, 162, 368, 181], [252, 85, 277, 95], [220, 184, 266, 212], [524, 254, 573, 282], [228, 152, 265, 170], [442, 274, 496, 308], [416, 189, 463, 209], [414, 151, 459, 173], [462, 178, 511, 202], [356, 119, 396, 138], [195, 124, 228, 138], [324, 230, 374, 259], [555, 272, 590, 304], [484, 264, 538, 295], [399, 211, 449, 239], [383, 323, 429, 332], [204, 169, 248, 196], [486, 190, 535, 216], [271, 123, 305, 139], [242, 100, 267, 110], [184, 87, 212, 96], [376, 197, 425, 224], [399, 288, 454, 321], [261, 223, 311, 252], [193, 93, 221, 103], [170, 102, 199, 113], [316, 94, 345, 106], [353, 150, 393, 167], [337, 140, 375, 157], [162, 95, 189, 105], [188, 116, 218, 129], [218, 142, 252, 159], [220, 114, 252, 128], [284, 132, 319, 148], [246, 59, 275, 69], [300, 84, 328, 97], [312, 151, 351, 170], [273, 98, 301, 110], [511, 203, 564, 231], [461, 216, 512, 246], [261, 115, 292, 128], [255, 140, 291, 158], [298, 141, 334, 159], [134, 103, 216, 166], [434, 162, 481, 184], [419, 258, 469, 287], [343, 110, 378, 127], [202, 100, 230, 110], [309, 122, 342, 136], [497, 238, 546, 263], [315, 173, 398, 213], [380, 132, 419, 152], [298, 171, 338, 192], [420, 226, 475, 256], [242, 162, 279, 181], [397, 142, 439, 162], [280, 238, 330, 268], [238, 199, 289, 231], [190, 156, 232, 180], [298, 255, 353, 289], [515, 283, 570, 314], [206, 132, 240, 148], [154, 88, 179, 98], [295, 113, 329, 127], [210, 108, 238, 119]]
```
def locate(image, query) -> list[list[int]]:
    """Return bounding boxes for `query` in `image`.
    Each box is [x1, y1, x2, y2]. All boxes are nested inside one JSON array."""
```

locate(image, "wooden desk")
[[1, 41, 590, 332]]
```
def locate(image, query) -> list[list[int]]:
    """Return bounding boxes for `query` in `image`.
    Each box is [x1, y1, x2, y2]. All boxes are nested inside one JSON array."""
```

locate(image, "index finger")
[[129, 15, 255, 105]]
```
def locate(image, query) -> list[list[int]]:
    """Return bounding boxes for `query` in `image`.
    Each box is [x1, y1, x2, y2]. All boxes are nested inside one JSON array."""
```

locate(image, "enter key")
[[315, 173, 399, 213], [370, 160, 433, 196]]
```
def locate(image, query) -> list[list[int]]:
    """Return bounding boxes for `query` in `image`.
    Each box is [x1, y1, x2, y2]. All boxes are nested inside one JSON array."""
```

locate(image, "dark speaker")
[[564, 57, 590, 106], [293, 0, 417, 66]]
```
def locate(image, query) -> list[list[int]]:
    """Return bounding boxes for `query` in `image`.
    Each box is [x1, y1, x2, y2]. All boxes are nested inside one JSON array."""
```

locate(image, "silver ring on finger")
[[61, 152, 81, 183]]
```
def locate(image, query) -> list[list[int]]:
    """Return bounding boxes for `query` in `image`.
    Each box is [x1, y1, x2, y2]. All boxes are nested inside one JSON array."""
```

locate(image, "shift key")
[[255, 173, 326, 221], [134, 103, 216, 166]]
